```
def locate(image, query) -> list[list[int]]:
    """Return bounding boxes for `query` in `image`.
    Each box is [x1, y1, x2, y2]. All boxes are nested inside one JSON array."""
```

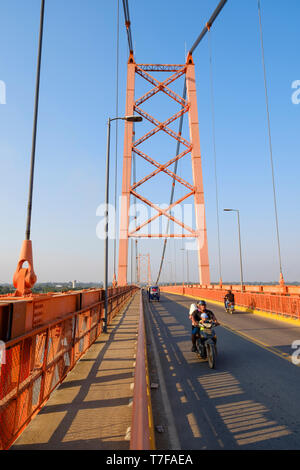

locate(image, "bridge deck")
[[11, 292, 141, 450]]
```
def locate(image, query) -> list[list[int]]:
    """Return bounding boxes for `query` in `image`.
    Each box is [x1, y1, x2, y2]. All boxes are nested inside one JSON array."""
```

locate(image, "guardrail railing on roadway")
[[0, 286, 137, 450], [161, 285, 300, 320], [130, 290, 155, 450]]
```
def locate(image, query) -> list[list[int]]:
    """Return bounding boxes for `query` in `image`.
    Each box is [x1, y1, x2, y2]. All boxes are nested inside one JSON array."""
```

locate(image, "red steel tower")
[[118, 52, 210, 286]]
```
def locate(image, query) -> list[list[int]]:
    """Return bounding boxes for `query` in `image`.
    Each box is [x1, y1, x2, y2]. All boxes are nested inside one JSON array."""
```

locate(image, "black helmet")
[[197, 300, 206, 307]]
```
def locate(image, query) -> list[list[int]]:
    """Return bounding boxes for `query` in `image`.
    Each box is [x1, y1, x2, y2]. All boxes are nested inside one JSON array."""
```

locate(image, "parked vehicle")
[[148, 286, 160, 302], [196, 321, 218, 369]]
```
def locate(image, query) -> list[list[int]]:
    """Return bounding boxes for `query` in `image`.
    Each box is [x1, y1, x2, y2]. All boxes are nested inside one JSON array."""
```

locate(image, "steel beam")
[[186, 54, 210, 285], [117, 53, 136, 286]]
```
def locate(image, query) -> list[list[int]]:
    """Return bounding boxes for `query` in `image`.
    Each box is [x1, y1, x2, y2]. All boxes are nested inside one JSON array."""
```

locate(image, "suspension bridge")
[[0, 0, 300, 452]]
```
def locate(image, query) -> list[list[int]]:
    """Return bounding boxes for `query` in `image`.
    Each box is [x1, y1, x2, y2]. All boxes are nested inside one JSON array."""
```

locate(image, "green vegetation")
[[0, 282, 103, 295], [32, 283, 103, 293], [0, 285, 14, 295]]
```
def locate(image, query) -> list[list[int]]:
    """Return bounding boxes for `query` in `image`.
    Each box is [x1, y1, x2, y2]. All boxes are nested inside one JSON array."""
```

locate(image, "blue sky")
[[0, 0, 299, 284]]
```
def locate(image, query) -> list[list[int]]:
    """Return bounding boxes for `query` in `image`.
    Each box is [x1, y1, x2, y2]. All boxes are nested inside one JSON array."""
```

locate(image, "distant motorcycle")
[[196, 321, 218, 369], [148, 286, 160, 302], [225, 301, 235, 314]]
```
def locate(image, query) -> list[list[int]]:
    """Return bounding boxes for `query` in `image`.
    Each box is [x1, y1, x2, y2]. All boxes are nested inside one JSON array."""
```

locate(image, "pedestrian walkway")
[[11, 291, 141, 450]]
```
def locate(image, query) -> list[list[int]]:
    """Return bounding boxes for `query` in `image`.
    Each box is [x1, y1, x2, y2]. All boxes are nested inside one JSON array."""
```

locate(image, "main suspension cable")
[[25, 0, 45, 240], [122, 0, 133, 52], [189, 0, 227, 55]]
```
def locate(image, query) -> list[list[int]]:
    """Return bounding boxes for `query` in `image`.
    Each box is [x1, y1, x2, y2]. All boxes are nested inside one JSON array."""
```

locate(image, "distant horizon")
[[1, 280, 300, 286]]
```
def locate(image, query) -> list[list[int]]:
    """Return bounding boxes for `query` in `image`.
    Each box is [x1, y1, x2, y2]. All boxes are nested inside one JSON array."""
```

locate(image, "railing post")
[[70, 314, 77, 368], [12, 339, 25, 436], [38, 327, 49, 405]]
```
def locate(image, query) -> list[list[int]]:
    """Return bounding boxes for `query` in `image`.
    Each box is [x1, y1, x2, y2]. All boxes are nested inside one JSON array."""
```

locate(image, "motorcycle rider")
[[197, 300, 219, 323], [189, 300, 219, 352], [224, 290, 235, 310]]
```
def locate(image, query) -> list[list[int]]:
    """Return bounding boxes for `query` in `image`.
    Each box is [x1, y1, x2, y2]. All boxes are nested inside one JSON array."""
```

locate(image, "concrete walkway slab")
[[11, 292, 141, 450]]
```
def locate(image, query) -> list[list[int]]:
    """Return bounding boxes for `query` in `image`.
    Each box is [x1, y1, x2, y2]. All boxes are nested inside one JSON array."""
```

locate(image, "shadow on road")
[[145, 293, 295, 450]]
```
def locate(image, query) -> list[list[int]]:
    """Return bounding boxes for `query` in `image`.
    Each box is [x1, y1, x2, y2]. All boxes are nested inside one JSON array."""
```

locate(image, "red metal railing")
[[130, 291, 155, 450], [0, 286, 137, 450], [161, 285, 300, 320]]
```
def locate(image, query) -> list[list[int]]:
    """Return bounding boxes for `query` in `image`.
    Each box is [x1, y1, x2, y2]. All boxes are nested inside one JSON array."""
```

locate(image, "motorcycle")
[[196, 321, 218, 369], [225, 301, 235, 314], [148, 286, 160, 302]]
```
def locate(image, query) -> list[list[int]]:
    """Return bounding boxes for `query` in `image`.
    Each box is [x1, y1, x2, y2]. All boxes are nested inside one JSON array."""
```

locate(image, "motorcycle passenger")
[[224, 290, 235, 310], [190, 304, 201, 352], [199, 312, 209, 324], [189, 303, 198, 320]]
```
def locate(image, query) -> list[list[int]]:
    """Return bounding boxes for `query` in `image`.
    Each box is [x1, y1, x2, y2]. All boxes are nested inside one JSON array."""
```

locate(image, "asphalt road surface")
[[144, 292, 300, 450]]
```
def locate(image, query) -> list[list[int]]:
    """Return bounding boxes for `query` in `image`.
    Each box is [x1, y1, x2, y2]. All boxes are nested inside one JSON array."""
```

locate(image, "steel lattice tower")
[[118, 52, 210, 286]]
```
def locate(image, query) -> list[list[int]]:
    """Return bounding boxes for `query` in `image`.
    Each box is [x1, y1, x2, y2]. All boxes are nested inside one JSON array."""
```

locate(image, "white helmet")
[[201, 312, 208, 321]]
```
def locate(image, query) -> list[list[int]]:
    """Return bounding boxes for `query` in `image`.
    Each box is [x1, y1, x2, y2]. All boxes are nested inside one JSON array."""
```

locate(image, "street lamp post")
[[103, 115, 142, 333], [224, 209, 244, 291]]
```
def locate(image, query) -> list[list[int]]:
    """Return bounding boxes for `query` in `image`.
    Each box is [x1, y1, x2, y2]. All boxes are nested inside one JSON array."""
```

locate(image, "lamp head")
[[125, 115, 143, 122]]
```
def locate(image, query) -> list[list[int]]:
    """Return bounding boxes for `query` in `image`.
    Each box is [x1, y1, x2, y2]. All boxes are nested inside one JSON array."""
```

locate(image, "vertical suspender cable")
[[113, 0, 120, 281], [25, 0, 45, 240], [208, 27, 223, 284], [257, 0, 283, 280]]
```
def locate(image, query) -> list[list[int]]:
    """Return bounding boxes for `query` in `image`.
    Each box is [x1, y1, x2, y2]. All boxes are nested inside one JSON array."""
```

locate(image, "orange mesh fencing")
[[161, 285, 300, 320], [0, 286, 137, 450]]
